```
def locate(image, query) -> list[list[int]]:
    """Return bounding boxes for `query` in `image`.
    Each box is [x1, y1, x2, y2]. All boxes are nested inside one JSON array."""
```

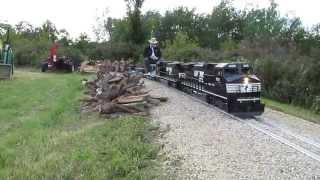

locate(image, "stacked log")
[[80, 60, 102, 73], [81, 60, 167, 116]]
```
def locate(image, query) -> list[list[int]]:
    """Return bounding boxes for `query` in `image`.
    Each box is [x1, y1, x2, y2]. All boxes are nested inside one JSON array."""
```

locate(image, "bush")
[[163, 32, 200, 61], [312, 97, 320, 113], [87, 42, 142, 63], [162, 32, 234, 62], [14, 38, 51, 66], [252, 55, 320, 114]]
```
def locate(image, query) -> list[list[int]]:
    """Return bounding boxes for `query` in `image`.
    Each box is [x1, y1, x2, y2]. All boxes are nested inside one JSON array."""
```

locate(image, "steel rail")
[[255, 116, 320, 150]]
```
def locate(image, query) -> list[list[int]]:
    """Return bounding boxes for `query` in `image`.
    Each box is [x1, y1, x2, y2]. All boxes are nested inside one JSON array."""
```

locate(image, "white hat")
[[148, 37, 158, 44]]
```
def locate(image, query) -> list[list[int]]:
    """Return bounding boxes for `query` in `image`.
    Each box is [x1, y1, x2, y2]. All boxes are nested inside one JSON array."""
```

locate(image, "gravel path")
[[146, 79, 320, 179], [262, 109, 320, 143]]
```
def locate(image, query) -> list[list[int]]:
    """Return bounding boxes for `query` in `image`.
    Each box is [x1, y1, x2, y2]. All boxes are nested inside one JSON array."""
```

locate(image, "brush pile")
[[81, 60, 167, 116]]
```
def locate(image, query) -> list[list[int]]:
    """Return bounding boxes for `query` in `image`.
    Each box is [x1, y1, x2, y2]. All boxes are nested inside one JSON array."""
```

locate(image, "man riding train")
[[144, 37, 161, 76]]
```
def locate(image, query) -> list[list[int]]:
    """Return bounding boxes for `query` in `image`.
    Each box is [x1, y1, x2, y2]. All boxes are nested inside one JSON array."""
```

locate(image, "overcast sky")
[[0, 0, 319, 40]]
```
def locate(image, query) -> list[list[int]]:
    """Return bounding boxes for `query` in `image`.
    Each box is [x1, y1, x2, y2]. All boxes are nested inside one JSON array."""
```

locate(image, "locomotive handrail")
[[204, 74, 216, 77], [158, 71, 180, 76]]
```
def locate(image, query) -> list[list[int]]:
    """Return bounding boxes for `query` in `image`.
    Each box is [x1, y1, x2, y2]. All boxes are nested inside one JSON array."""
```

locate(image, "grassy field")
[[263, 98, 320, 124], [0, 70, 160, 179]]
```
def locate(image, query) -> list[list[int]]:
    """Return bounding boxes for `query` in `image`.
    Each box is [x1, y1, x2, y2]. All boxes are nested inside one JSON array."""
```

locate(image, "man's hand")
[[150, 55, 158, 60]]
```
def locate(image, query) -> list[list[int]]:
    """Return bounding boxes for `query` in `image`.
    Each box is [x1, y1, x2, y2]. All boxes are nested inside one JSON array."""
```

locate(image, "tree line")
[[0, 0, 319, 113]]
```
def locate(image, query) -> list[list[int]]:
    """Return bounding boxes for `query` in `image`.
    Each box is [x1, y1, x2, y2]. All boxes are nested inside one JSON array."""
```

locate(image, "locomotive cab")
[[218, 63, 265, 115], [202, 63, 217, 84]]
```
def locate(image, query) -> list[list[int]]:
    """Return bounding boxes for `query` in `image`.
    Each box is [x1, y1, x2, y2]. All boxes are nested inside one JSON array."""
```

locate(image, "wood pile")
[[81, 60, 167, 116], [80, 60, 100, 73]]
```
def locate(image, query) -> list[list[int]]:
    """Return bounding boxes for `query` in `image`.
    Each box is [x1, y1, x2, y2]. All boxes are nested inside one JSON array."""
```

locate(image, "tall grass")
[[262, 98, 320, 124]]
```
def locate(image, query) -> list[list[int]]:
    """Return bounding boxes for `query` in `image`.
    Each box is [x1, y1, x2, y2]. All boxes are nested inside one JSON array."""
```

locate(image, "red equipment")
[[41, 43, 74, 72], [49, 43, 58, 65]]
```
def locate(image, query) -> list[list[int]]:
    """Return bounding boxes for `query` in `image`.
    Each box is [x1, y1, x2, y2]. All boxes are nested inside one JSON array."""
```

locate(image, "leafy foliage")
[[125, 0, 146, 45], [163, 32, 200, 61]]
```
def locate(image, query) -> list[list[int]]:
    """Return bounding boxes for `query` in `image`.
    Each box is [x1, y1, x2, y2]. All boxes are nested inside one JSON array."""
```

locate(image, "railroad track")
[[151, 79, 320, 163], [246, 117, 320, 162]]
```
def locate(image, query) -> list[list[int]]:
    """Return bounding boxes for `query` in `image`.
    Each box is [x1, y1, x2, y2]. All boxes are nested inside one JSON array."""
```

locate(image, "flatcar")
[[149, 61, 265, 115]]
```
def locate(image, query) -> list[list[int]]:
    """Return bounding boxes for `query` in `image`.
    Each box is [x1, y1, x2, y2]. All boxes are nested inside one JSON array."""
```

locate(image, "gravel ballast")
[[262, 109, 320, 143], [146, 79, 320, 179]]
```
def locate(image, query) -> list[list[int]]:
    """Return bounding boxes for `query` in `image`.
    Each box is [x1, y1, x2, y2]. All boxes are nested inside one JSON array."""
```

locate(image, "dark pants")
[[144, 58, 158, 73]]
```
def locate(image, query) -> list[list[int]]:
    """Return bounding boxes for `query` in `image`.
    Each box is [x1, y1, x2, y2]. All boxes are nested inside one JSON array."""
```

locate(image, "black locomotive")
[[151, 61, 265, 115]]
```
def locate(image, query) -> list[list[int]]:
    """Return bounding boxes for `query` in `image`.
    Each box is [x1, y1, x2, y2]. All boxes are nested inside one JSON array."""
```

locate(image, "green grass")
[[0, 70, 160, 179], [262, 98, 320, 124]]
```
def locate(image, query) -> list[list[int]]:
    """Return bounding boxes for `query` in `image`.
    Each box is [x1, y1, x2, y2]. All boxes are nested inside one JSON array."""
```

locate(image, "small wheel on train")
[[176, 82, 181, 90], [211, 96, 215, 105], [223, 103, 230, 113], [205, 95, 212, 104]]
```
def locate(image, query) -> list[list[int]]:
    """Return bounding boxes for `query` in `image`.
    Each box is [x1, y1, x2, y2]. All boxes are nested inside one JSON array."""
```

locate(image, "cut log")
[[117, 95, 147, 104], [125, 86, 144, 95], [150, 96, 168, 102], [114, 104, 138, 113], [120, 102, 147, 112], [146, 97, 161, 106], [108, 76, 123, 83], [99, 103, 116, 114]]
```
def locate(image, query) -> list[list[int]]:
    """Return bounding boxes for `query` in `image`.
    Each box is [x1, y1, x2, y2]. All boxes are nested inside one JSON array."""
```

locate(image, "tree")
[[164, 32, 200, 61], [57, 29, 72, 46], [159, 7, 200, 46], [125, 0, 146, 44], [206, 1, 242, 49], [93, 8, 112, 42], [110, 18, 130, 43], [74, 33, 91, 54], [15, 21, 34, 35], [105, 17, 113, 40], [41, 20, 58, 42], [142, 11, 162, 40], [242, 1, 286, 41]]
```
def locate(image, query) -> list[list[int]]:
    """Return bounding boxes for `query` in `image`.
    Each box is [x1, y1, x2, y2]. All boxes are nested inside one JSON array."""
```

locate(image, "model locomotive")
[[149, 61, 265, 115]]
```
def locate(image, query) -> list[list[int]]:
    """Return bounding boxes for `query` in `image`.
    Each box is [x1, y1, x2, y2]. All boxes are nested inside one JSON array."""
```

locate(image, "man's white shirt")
[[150, 45, 158, 60]]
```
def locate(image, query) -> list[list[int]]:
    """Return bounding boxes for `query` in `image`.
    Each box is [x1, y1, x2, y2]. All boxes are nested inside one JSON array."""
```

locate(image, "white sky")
[[0, 0, 319, 40]]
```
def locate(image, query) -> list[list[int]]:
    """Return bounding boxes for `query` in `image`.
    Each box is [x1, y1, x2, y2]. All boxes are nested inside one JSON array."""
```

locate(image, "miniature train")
[[147, 61, 265, 115]]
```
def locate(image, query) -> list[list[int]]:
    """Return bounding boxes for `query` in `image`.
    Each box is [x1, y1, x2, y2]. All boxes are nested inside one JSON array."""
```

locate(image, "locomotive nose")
[[226, 75, 255, 83], [244, 77, 249, 84], [238, 75, 260, 84]]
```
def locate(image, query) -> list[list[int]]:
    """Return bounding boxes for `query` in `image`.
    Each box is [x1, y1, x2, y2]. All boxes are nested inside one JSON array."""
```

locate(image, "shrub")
[[163, 32, 200, 61], [14, 38, 51, 66]]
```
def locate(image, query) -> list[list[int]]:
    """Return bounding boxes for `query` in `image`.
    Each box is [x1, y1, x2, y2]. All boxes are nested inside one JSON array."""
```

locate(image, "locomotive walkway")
[[146, 79, 320, 179]]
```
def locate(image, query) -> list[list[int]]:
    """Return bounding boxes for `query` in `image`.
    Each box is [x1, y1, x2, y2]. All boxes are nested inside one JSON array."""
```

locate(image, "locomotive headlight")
[[244, 77, 249, 84]]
